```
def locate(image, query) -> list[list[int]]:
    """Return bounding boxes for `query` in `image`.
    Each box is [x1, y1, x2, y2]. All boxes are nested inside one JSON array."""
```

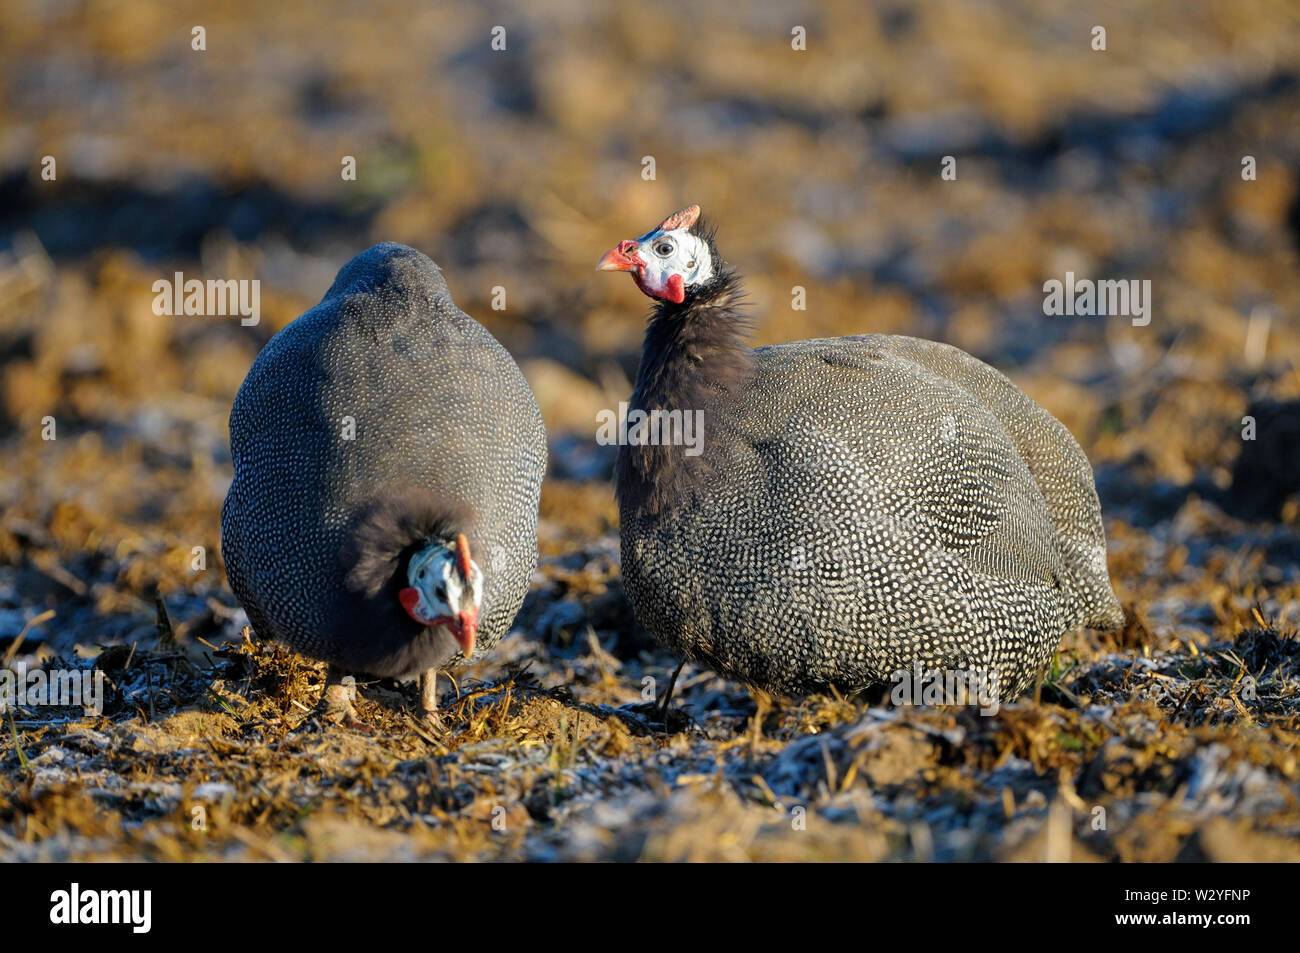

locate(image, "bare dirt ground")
[[1, 0, 1299, 861]]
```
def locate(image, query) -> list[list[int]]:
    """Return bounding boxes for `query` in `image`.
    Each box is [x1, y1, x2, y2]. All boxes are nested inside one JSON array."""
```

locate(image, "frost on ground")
[[2, 499, 1298, 861]]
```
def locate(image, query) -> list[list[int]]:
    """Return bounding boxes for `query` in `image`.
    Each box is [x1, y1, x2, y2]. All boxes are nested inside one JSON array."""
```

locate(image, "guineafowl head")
[[596, 205, 729, 305], [398, 533, 483, 658], [343, 493, 486, 661]]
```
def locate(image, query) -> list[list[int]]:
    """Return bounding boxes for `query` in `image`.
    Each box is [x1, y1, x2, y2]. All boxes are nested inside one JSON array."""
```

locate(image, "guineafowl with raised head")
[[221, 242, 545, 724], [598, 206, 1123, 700]]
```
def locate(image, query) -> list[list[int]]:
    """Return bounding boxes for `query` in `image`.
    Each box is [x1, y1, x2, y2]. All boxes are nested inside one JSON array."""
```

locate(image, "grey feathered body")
[[618, 333, 1123, 698], [221, 243, 545, 679]]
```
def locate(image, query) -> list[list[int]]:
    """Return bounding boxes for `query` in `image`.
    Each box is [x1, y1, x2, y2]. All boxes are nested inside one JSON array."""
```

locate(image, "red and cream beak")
[[453, 607, 477, 658], [596, 239, 643, 273]]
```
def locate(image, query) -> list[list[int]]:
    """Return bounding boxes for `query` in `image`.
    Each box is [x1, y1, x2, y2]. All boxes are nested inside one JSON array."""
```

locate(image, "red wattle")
[[398, 587, 421, 621], [665, 273, 685, 303]]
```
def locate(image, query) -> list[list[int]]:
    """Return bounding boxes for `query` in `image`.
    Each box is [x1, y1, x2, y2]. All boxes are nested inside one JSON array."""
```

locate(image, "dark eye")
[[418, 568, 427, 580], [435, 585, 447, 601], [654, 240, 674, 257]]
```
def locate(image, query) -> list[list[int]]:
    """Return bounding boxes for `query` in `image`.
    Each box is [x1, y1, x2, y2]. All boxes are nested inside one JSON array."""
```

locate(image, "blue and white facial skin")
[[596, 205, 715, 303]]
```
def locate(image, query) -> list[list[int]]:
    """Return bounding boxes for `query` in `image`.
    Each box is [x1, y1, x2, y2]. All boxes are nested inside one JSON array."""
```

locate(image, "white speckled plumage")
[[221, 243, 545, 681], [607, 210, 1123, 698]]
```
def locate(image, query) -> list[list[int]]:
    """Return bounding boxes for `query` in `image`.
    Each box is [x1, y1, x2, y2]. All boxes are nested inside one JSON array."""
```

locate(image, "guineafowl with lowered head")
[[221, 243, 545, 724], [597, 206, 1123, 700]]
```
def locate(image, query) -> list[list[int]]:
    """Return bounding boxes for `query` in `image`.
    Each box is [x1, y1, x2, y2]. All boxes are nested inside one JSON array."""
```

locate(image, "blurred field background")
[[1, 0, 1298, 861]]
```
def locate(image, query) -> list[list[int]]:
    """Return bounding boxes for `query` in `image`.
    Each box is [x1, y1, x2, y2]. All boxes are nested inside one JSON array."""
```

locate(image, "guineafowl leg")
[[419, 668, 442, 728], [658, 659, 687, 723], [317, 664, 364, 727]]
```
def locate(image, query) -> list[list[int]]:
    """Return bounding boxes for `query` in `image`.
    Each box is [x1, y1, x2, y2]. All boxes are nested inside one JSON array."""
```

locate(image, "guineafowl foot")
[[418, 668, 444, 730], [318, 682, 359, 723], [316, 666, 370, 731]]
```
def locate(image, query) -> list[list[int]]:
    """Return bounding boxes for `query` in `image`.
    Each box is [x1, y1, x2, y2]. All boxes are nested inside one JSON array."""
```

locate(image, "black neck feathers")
[[342, 488, 474, 600], [616, 255, 755, 517]]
